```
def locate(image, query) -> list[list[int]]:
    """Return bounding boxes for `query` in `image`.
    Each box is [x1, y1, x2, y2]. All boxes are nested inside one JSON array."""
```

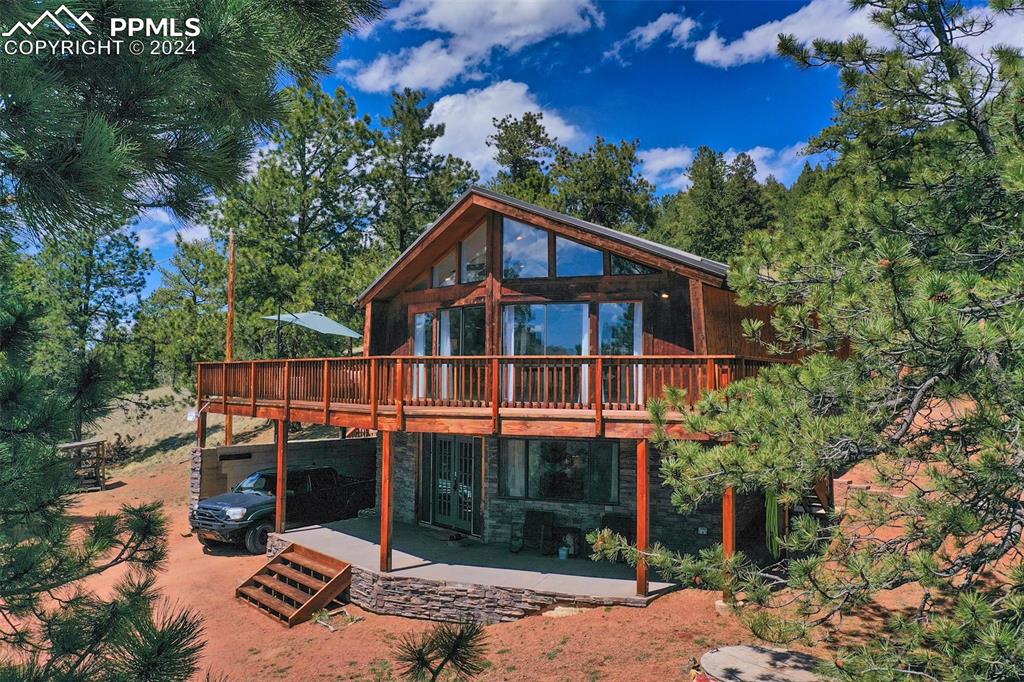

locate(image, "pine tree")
[[133, 236, 227, 390], [551, 137, 657, 233], [486, 112, 564, 205], [370, 89, 478, 256], [1, 242, 204, 680], [0, 2, 382, 676], [204, 81, 379, 359], [725, 152, 772, 239], [0, 0, 383, 238], [20, 225, 155, 440], [594, 2, 1024, 678]]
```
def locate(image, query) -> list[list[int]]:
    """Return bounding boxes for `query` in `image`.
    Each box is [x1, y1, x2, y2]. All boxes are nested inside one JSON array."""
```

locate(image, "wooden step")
[[237, 585, 297, 621], [282, 549, 343, 579], [253, 574, 314, 604], [268, 562, 329, 591], [236, 543, 353, 627]]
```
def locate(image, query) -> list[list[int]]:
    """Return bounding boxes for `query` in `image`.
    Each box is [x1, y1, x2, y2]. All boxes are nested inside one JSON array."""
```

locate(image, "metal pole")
[[275, 301, 282, 359]]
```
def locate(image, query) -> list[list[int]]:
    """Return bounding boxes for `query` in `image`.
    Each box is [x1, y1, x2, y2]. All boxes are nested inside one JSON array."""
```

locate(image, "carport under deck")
[[268, 516, 675, 622]]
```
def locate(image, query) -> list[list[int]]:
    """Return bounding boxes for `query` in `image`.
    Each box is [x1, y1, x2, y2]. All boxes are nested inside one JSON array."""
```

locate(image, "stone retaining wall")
[[265, 534, 650, 623], [189, 447, 202, 511]]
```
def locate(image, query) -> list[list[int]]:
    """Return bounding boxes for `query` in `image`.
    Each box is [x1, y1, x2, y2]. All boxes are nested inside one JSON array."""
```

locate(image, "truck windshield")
[[235, 472, 275, 495]]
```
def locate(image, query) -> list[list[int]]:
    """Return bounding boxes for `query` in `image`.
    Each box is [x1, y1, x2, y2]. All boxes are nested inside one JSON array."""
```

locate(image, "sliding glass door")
[[598, 302, 643, 405], [502, 303, 590, 405], [412, 312, 434, 399], [438, 306, 485, 400]]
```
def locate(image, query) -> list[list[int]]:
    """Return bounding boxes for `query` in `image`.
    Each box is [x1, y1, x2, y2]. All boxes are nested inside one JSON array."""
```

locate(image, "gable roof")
[[356, 186, 728, 305]]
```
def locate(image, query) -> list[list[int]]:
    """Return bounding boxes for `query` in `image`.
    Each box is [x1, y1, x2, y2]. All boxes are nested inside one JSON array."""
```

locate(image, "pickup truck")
[[189, 465, 374, 554]]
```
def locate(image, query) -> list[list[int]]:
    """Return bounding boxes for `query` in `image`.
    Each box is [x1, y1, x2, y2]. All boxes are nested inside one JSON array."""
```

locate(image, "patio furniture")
[[511, 510, 556, 555], [57, 439, 107, 492], [601, 513, 634, 543], [553, 526, 584, 558]]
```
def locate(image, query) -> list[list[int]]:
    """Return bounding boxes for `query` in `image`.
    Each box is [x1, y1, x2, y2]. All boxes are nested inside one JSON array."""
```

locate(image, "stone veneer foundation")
[[266, 534, 651, 623]]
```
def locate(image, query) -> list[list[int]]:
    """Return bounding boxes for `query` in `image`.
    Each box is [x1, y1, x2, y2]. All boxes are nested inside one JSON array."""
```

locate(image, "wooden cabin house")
[[197, 188, 792, 623]]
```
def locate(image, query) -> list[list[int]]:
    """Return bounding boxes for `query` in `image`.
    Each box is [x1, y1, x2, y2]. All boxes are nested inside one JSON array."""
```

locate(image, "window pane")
[[528, 441, 586, 500], [545, 304, 589, 355], [599, 302, 641, 355], [502, 218, 548, 278], [461, 222, 487, 283], [589, 443, 619, 504], [462, 306, 486, 355], [433, 250, 457, 287], [439, 308, 461, 356], [555, 236, 603, 277], [610, 254, 657, 275], [503, 304, 544, 355], [414, 312, 434, 356], [499, 440, 526, 497]]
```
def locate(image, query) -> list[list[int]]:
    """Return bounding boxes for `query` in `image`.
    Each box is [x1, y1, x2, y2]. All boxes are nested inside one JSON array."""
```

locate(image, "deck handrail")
[[198, 354, 788, 424]]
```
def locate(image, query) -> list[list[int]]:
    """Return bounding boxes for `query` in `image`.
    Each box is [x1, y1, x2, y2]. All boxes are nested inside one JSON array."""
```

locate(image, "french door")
[[430, 435, 479, 534]]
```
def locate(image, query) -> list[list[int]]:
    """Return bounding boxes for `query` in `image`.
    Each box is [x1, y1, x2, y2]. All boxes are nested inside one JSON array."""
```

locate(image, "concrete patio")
[[271, 516, 674, 613]]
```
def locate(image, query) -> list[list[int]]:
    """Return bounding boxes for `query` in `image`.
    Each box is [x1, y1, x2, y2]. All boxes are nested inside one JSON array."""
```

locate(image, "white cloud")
[[957, 8, 1024, 54], [343, 0, 603, 92], [638, 146, 696, 191], [686, 0, 1024, 68], [428, 80, 582, 178], [691, 0, 889, 68], [132, 208, 209, 249], [604, 12, 698, 64], [640, 142, 812, 191]]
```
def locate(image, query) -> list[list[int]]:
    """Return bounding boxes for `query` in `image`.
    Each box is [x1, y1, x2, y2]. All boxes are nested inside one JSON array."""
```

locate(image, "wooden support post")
[[594, 356, 604, 437], [196, 364, 207, 448], [690, 282, 707, 354], [249, 361, 256, 416], [275, 419, 288, 534], [395, 358, 405, 430], [636, 438, 649, 597], [362, 301, 373, 357], [380, 431, 393, 572], [197, 412, 207, 449], [490, 357, 500, 434], [322, 359, 330, 424], [722, 485, 736, 602], [225, 229, 235, 445], [370, 357, 379, 430], [221, 361, 228, 416]]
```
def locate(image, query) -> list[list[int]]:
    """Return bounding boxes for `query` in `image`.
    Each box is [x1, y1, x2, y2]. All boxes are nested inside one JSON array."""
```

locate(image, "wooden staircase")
[[236, 544, 352, 627]]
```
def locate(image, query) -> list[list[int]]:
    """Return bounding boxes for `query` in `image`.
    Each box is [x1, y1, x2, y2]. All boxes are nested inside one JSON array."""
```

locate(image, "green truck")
[[189, 465, 374, 553]]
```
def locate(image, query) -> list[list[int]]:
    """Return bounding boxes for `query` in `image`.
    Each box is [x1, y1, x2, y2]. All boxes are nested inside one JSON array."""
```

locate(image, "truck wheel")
[[244, 520, 273, 554]]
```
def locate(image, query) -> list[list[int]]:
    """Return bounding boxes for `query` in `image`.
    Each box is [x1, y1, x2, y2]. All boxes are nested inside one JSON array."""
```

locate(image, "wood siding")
[[368, 208, 701, 358], [701, 284, 776, 357]]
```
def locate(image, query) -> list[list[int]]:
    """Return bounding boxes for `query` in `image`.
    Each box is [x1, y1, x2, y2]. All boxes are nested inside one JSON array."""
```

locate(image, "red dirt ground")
[[73, 422, 762, 680]]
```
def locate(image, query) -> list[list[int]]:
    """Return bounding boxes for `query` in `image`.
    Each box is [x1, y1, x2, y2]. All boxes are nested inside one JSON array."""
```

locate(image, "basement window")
[[499, 439, 619, 504]]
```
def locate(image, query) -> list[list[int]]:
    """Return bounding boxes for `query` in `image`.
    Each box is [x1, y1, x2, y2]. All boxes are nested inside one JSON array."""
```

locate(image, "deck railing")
[[198, 355, 782, 419]]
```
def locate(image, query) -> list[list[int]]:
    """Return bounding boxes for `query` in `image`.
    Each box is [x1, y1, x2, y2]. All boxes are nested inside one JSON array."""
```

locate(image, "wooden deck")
[[198, 355, 781, 439]]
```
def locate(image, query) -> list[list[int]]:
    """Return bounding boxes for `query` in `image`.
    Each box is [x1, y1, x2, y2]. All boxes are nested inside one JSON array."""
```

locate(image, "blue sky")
[[134, 0, 984, 288]]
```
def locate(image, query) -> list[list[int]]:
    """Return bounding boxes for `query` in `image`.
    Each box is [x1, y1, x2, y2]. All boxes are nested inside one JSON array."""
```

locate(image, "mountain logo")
[[3, 5, 94, 37]]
